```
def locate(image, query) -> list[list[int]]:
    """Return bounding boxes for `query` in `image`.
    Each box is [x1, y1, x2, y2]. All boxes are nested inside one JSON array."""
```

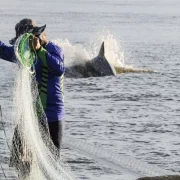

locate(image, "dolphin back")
[[65, 42, 116, 78], [90, 42, 116, 76]]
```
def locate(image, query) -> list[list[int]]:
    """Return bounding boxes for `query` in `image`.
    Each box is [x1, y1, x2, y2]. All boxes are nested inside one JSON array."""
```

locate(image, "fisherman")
[[0, 18, 65, 175]]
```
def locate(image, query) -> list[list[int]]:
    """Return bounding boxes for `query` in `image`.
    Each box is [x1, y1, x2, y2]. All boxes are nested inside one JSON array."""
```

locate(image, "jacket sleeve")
[[37, 42, 65, 76], [0, 41, 16, 63]]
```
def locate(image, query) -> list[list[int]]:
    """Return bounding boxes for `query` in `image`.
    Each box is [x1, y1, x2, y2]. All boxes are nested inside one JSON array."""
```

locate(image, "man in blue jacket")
[[0, 18, 65, 172]]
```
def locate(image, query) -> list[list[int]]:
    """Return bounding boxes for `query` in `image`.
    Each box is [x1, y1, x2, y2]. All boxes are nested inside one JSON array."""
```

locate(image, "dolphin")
[[65, 42, 153, 78], [65, 42, 116, 78]]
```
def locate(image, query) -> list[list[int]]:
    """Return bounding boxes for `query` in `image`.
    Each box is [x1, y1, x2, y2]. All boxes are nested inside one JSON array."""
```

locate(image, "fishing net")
[[10, 33, 74, 180], [14, 33, 36, 73]]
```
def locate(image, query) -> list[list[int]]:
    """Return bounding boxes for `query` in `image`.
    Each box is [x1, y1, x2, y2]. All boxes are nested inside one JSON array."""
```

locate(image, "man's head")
[[10, 18, 46, 45]]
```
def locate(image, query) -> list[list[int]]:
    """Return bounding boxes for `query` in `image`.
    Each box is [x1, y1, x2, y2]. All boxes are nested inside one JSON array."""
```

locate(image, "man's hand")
[[29, 36, 41, 51], [39, 32, 48, 46]]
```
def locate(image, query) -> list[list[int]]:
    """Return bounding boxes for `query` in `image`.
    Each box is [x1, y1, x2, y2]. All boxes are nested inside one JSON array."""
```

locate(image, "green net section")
[[14, 33, 36, 72]]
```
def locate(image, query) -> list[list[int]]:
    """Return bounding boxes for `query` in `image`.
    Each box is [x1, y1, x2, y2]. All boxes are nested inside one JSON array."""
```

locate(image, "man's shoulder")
[[46, 41, 63, 53]]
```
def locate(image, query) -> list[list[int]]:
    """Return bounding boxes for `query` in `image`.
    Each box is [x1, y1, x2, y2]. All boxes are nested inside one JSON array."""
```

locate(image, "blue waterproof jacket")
[[0, 40, 65, 122]]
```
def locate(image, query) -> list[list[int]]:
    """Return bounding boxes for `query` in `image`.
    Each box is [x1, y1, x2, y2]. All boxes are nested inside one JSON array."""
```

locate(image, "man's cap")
[[9, 18, 46, 45]]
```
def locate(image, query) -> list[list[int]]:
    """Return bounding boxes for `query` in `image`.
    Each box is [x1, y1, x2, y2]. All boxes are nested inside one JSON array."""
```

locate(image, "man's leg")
[[48, 120, 63, 151]]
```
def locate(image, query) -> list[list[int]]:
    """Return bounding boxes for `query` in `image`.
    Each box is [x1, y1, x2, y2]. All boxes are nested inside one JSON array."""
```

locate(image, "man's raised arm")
[[0, 41, 16, 63]]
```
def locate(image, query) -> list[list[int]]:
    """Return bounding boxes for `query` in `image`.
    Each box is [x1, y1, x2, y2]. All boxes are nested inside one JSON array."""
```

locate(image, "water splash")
[[53, 32, 125, 68], [88, 31, 125, 67], [53, 32, 153, 75], [53, 38, 90, 67]]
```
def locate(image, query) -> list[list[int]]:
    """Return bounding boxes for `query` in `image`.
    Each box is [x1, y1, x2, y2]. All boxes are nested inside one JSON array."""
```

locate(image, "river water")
[[0, 0, 180, 179]]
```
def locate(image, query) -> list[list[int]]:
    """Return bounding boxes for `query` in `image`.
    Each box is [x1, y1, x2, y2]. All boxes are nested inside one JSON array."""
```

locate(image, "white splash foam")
[[53, 32, 125, 68]]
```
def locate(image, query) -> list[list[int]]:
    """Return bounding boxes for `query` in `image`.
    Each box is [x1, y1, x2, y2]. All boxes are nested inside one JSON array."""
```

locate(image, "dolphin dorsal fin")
[[98, 41, 105, 57]]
